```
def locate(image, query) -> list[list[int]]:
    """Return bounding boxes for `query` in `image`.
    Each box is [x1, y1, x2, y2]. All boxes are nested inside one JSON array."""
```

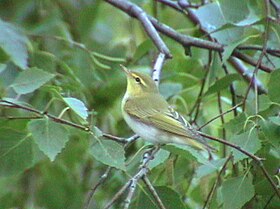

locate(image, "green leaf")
[[90, 137, 126, 171], [221, 174, 255, 209], [0, 128, 33, 177], [196, 158, 227, 178], [159, 82, 182, 99], [63, 97, 88, 120], [137, 186, 186, 209], [222, 34, 258, 61], [224, 113, 246, 134], [37, 164, 83, 209], [205, 74, 241, 96], [11, 67, 55, 94], [260, 121, 280, 149], [28, 118, 69, 161], [230, 129, 261, 162], [164, 144, 209, 165], [0, 19, 29, 69], [148, 149, 170, 170], [220, 0, 260, 26], [268, 69, 280, 104], [258, 95, 272, 112], [133, 39, 153, 62], [269, 116, 280, 126], [0, 63, 6, 74]]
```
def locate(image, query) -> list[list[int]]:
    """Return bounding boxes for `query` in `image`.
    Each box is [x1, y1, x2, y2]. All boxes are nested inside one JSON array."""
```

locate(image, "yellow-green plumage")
[[121, 66, 213, 151]]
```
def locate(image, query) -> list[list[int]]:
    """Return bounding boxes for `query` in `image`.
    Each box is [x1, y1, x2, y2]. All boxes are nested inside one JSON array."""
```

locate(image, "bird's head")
[[120, 65, 158, 97]]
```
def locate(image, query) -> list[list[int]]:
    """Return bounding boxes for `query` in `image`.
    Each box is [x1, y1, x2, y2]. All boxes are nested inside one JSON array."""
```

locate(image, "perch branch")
[[152, 52, 166, 85]]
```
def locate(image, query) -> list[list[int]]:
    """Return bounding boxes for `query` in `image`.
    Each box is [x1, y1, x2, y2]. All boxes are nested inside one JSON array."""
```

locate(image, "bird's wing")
[[124, 96, 211, 150]]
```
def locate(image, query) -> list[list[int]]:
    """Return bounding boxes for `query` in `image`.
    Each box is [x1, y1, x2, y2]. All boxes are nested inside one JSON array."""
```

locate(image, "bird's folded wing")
[[125, 100, 201, 139], [124, 99, 213, 150]]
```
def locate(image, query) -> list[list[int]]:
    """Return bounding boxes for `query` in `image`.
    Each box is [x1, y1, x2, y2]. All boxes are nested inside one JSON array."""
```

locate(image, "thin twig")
[[105, 0, 172, 58], [199, 103, 242, 130], [104, 147, 161, 209], [217, 91, 227, 157], [200, 132, 280, 198], [229, 58, 267, 94], [0, 100, 127, 144], [157, 0, 275, 73], [238, 45, 280, 57], [158, 0, 201, 9], [233, 50, 273, 73], [199, 132, 263, 162], [242, 0, 271, 110], [189, 51, 212, 120], [203, 155, 232, 209], [103, 181, 131, 209], [142, 176, 166, 209], [84, 167, 112, 209]]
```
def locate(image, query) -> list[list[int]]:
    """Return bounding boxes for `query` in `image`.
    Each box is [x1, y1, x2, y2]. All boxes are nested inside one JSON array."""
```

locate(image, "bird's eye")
[[135, 77, 141, 83]]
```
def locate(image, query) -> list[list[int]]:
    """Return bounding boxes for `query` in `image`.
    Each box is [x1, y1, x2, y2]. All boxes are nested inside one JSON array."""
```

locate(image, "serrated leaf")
[[148, 149, 170, 170], [0, 19, 29, 69], [137, 186, 185, 209], [11, 67, 55, 94], [63, 97, 88, 120], [28, 118, 69, 161], [205, 74, 241, 96], [230, 129, 261, 162], [221, 174, 255, 209], [90, 137, 126, 170], [0, 128, 33, 177]]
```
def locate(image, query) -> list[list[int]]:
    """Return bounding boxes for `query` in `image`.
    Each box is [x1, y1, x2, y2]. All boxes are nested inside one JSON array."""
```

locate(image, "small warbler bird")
[[121, 65, 213, 152]]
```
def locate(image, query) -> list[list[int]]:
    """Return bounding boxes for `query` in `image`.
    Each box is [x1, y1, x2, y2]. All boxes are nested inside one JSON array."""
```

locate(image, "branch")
[[200, 132, 263, 162], [199, 103, 242, 130], [142, 176, 166, 209], [200, 132, 280, 198], [84, 167, 112, 209], [203, 155, 232, 209], [156, 0, 275, 73], [233, 50, 273, 73], [238, 45, 280, 57], [158, 0, 201, 9], [229, 57, 268, 94], [104, 146, 161, 209], [105, 0, 172, 58], [152, 52, 166, 85], [0, 99, 127, 144]]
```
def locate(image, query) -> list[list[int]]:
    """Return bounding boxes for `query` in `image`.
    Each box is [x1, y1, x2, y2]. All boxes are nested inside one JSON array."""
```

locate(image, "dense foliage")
[[0, 0, 279, 209]]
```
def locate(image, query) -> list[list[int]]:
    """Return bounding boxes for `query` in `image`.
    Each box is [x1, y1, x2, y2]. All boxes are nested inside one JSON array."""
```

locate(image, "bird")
[[120, 65, 214, 152]]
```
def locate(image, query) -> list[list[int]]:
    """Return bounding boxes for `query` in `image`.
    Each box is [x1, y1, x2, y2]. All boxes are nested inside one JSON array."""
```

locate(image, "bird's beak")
[[120, 64, 131, 75]]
